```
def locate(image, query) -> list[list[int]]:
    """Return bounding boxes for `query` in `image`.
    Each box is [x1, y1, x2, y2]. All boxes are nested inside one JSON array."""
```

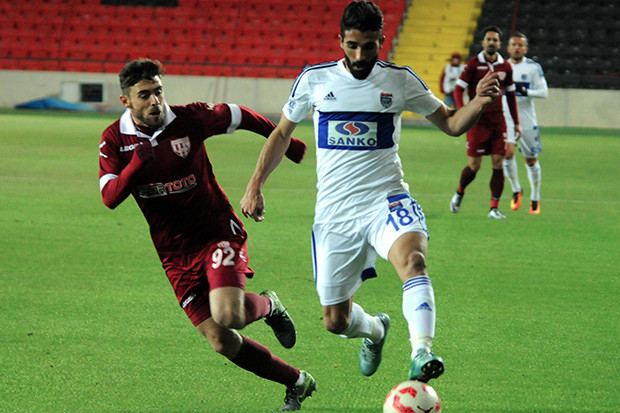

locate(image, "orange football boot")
[[510, 191, 522, 210]]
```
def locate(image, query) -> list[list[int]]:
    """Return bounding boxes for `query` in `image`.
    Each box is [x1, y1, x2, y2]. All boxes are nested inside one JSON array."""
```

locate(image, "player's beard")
[[344, 54, 378, 80], [133, 106, 165, 130], [485, 45, 498, 56]]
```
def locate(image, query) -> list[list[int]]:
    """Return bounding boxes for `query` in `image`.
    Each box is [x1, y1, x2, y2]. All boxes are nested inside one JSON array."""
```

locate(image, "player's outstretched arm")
[[426, 71, 500, 136], [241, 114, 298, 222], [238, 105, 307, 163]]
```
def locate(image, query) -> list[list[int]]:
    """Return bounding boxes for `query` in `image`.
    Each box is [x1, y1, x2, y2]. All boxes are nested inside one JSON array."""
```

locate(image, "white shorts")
[[311, 193, 428, 306], [506, 125, 542, 159]]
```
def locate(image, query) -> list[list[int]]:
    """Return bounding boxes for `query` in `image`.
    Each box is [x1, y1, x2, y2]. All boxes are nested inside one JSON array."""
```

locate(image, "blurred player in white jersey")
[[439, 52, 465, 108], [502, 32, 548, 214], [241, 1, 500, 383]]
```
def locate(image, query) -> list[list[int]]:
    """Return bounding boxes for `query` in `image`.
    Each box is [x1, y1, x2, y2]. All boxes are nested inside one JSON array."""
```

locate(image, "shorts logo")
[[380, 92, 393, 109], [181, 293, 196, 309], [388, 200, 403, 211], [171, 136, 190, 158]]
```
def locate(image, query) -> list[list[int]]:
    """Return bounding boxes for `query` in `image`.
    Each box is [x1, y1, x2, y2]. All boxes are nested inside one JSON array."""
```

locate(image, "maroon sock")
[[229, 336, 299, 387], [458, 166, 477, 194], [244, 292, 271, 325], [490, 168, 504, 205]]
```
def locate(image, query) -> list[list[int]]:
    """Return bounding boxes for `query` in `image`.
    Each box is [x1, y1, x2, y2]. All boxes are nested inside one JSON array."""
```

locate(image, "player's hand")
[[240, 188, 266, 222], [285, 137, 307, 164], [475, 71, 500, 103], [135, 141, 155, 163], [515, 84, 528, 96], [514, 124, 523, 141]]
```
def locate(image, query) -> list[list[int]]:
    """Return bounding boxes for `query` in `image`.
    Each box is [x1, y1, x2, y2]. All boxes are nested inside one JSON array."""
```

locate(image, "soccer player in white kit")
[[241, 1, 500, 382], [440, 52, 465, 108], [502, 32, 548, 214]]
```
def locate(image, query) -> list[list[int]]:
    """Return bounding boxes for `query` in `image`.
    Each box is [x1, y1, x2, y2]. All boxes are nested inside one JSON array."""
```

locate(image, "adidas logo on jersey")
[[323, 91, 336, 101]]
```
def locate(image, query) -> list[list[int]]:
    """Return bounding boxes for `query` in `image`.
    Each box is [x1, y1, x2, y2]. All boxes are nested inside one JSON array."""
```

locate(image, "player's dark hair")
[[511, 31, 529, 46], [340, 1, 384, 37], [119, 58, 165, 95], [482, 25, 503, 40]]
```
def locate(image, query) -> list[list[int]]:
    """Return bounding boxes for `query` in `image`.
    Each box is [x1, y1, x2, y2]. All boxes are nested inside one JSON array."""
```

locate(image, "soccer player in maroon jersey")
[[451, 26, 522, 219], [99, 59, 315, 411]]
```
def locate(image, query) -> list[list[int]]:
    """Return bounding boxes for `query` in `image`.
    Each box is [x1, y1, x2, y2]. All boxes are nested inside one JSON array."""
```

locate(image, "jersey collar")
[[477, 51, 505, 66], [119, 102, 176, 146]]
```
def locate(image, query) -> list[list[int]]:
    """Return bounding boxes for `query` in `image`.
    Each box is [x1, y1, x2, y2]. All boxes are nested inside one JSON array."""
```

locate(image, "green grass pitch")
[[0, 109, 618, 412]]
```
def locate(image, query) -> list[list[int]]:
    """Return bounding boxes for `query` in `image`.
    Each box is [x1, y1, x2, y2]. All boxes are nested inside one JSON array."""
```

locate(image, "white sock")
[[340, 302, 385, 343], [403, 276, 436, 357], [294, 371, 306, 386], [503, 157, 521, 193], [526, 162, 541, 201]]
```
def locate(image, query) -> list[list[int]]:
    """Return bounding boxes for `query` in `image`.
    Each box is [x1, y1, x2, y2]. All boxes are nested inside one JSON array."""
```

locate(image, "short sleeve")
[[282, 71, 313, 123], [404, 69, 443, 117]]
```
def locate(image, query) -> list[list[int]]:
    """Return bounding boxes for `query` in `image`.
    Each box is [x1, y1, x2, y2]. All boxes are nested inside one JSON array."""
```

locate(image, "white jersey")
[[442, 63, 465, 94], [502, 58, 548, 130], [283, 59, 443, 224]]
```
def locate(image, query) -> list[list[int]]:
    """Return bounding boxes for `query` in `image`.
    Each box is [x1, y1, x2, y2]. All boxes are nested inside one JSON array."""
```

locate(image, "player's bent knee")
[[207, 335, 228, 355], [197, 319, 241, 358], [212, 309, 246, 330], [405, 251, 427, 276], [208, 331, 241, 358]]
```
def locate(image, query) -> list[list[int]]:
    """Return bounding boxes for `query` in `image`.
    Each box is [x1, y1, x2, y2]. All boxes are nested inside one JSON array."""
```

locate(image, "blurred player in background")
[[241, 1, 500, 383], [502, 32, 548, 214], [451, 26, 522, 219], [439, 52, 465, 108], [99, 58, 315, 412]]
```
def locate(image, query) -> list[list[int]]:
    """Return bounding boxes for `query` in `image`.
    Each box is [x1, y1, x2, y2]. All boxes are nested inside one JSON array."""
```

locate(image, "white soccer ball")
[[383, 380, 442, 413]]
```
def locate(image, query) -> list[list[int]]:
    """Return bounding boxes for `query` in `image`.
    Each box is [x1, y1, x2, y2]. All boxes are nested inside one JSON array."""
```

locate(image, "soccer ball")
[[383, 380, 442, 413]]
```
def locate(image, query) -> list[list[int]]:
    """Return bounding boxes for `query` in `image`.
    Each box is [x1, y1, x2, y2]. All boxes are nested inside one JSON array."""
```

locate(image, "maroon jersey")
[[454, 51, 519, 125], [99, 102, 300, 257]]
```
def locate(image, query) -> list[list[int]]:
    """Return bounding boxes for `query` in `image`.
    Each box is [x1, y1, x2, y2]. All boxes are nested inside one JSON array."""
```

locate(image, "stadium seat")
[[0, 58, 18, 70], [472, 0, 620, 89], [5, 0, 616, 88]]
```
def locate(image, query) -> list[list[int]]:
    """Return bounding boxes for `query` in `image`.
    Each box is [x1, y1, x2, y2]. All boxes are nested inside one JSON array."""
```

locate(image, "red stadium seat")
[[103, 61, 126, 74], [0, 58, 19, 70], [1, 0, 407, 79]]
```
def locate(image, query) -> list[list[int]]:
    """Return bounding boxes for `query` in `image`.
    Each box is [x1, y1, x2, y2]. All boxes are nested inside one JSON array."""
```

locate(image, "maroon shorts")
[[160, 239, 254, 326], [466, 119, 507, 157]]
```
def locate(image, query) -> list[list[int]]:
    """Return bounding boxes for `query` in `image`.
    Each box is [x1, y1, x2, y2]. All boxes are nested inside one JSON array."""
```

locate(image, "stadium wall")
[[1, 70, 618, 129], [0, 70, 293, 118]]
